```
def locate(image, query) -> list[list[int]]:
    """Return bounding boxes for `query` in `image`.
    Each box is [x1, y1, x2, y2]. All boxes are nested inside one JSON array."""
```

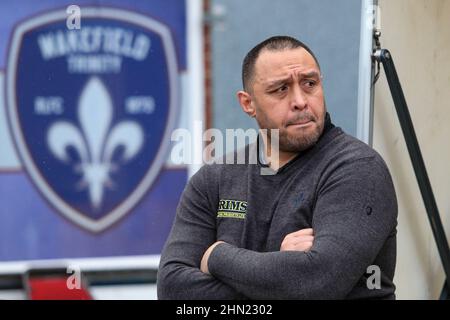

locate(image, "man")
[[157, 36, 397, 299]]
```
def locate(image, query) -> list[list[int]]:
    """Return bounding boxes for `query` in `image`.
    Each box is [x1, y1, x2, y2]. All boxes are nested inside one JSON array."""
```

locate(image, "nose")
[[290, 84, 307, 111]]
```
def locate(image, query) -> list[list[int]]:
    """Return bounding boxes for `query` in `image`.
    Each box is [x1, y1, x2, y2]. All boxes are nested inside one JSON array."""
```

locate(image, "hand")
[[280, 228, 314, 252], [200, 241, 226, 274]]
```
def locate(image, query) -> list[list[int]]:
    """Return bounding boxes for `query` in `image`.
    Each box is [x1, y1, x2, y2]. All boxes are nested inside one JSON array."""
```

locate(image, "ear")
[[237, 90, 256, 118]]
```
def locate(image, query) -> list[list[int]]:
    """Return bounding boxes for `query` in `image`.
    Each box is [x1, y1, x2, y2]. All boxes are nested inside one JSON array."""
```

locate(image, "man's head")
[[238, 36, 327, 154]]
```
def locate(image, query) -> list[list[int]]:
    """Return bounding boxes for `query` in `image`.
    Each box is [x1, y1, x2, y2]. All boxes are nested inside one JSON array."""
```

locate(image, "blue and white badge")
[[6, 8, 178, 232]]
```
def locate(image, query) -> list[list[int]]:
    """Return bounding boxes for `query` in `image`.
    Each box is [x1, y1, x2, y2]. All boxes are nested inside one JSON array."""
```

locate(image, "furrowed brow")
[[266, 77, 292, 89], [299, 71, 321, 79]]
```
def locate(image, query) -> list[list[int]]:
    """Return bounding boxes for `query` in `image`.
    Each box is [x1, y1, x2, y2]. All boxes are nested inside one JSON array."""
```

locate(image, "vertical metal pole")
[[373, 49, 450, 296]]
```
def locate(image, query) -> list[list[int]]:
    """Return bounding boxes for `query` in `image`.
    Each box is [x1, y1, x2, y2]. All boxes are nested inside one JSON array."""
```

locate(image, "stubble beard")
[[257, 108, 326, 154], [278, 116, 325, 152]]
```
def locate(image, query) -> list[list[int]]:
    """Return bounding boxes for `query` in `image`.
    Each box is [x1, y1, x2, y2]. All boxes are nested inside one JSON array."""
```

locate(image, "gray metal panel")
[[210, 0, 363, 137]]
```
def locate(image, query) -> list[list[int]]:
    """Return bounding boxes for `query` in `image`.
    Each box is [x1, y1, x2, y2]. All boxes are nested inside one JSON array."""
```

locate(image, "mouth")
[[287, 120, 313, 128]]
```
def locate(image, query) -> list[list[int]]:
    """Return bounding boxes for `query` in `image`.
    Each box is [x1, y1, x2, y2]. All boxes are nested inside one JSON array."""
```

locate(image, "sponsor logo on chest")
[[217, 199, 247, 219]]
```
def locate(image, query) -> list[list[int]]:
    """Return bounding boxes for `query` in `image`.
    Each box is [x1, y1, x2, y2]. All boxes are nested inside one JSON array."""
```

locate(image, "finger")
[[284, 229, 313, 241], [291, 235, 314, 243], [281, 241, 313, 252], [287, 228, 314, 237], [281, 236, 314, 248], [294, 241, 313, 251]]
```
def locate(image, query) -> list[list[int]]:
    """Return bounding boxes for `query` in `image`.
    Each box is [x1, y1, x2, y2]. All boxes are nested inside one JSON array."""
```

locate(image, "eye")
[[276, 85, 288, 93], [303, 80, 317, 88], [301, 79, 320, 92]]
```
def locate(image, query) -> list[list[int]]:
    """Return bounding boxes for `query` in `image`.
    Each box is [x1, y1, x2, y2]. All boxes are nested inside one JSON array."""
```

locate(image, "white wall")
[[374, 0, 450, 299]]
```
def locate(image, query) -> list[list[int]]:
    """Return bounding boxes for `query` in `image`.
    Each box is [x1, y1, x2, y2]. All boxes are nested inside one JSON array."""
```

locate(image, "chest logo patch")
[[217, 199, 247, 219]]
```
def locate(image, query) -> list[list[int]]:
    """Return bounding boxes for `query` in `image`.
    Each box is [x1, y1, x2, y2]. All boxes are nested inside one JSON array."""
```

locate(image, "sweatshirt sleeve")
[[157, 165, 246, 300], [207, 157, 398, 299]]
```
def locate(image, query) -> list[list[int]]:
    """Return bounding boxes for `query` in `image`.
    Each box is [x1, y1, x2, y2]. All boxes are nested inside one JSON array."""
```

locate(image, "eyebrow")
[[300, 71, 321, 79], [265, 71, 321, 89]]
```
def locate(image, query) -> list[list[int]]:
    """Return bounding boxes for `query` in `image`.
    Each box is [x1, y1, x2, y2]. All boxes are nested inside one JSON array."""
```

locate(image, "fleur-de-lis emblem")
[[47, 77, 144, 208]]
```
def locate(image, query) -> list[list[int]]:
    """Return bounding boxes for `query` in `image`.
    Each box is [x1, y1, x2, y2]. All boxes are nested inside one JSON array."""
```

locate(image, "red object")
[[28, 277, 93, 300]]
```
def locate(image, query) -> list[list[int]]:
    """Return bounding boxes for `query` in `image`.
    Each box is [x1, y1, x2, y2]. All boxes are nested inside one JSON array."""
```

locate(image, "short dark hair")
[[241, 36, 320, 92]]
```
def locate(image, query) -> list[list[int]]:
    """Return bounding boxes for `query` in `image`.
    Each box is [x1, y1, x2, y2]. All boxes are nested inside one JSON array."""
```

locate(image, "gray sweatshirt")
[[158, 116, 398, 300]]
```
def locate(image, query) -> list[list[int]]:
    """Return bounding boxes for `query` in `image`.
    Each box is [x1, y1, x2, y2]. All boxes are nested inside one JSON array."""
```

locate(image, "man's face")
[[250, 48, 326, 153]]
